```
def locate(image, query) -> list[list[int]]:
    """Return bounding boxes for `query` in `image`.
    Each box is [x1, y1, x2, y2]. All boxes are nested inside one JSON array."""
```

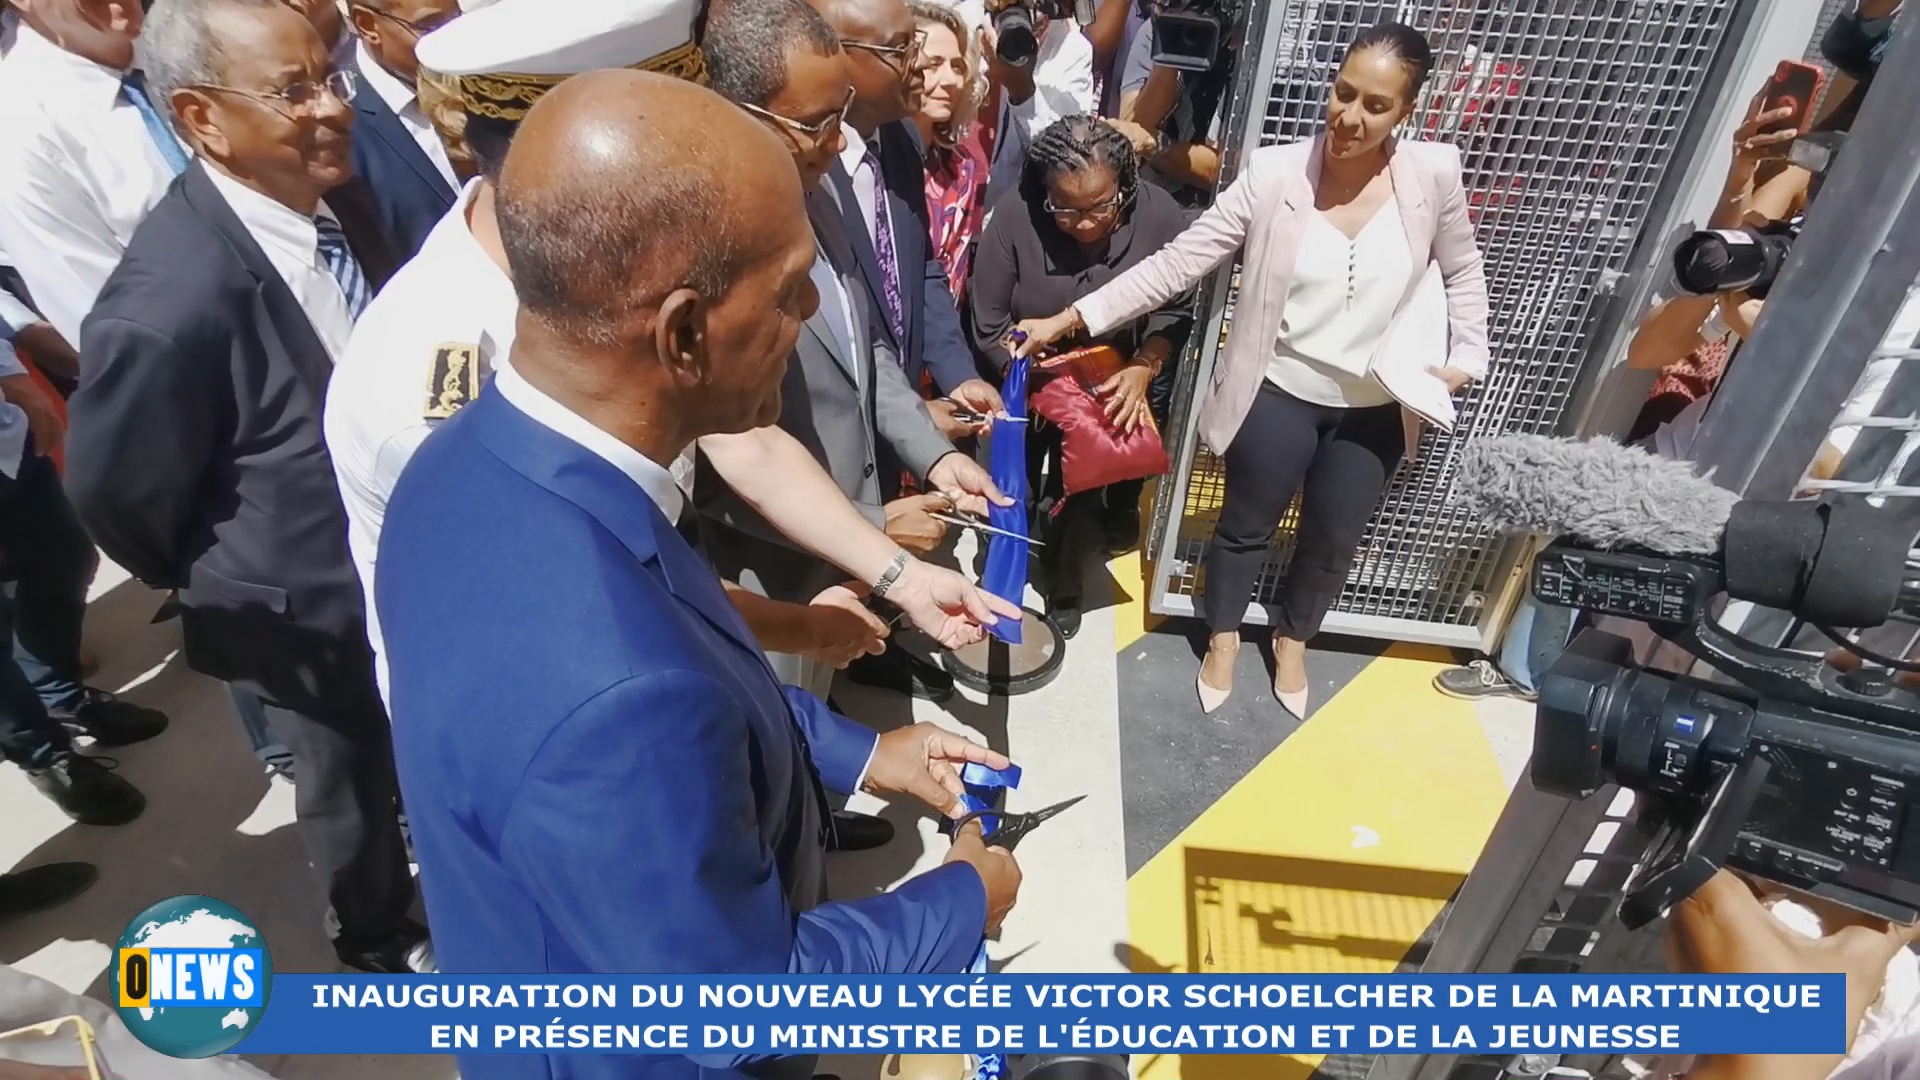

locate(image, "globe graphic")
[[112, 895, 273, 1058]]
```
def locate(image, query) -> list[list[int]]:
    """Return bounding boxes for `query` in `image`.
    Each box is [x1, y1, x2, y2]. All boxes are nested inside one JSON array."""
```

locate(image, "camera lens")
[[994, 6, 1040, 67]]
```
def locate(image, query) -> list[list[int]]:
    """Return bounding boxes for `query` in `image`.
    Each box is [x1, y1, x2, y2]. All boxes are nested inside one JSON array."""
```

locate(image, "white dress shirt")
[[839, 125, 892, 259], [492, 360, 687, 523], [326, 179, 696, 704], [354, 39, 459, 189], [1265, 200, 1410, 409], [202, 166, 357, 362], [0, 23, 187, 346]]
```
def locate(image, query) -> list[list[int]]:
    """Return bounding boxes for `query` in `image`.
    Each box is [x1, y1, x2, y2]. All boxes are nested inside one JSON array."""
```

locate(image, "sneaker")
[[29, 753, 146, 826], [52, 688, 169, 748], [1433, 659, 1537, 703]]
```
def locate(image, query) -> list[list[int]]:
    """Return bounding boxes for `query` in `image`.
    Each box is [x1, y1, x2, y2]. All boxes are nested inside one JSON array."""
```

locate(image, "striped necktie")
[[314, 215, 372, 320], [120, 71, 190, 176]]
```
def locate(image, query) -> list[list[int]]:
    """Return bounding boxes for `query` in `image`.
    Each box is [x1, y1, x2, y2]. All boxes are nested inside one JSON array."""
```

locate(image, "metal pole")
[[1687, 18, 1920, 498]]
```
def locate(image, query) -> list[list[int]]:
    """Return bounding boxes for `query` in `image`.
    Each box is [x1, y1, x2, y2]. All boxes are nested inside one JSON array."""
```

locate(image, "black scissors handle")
[[951, 794, 1084, 852]]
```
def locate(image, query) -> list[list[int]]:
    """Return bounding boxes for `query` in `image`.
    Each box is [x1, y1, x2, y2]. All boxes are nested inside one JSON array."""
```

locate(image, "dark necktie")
[[862, 140, 907, 352], [314, 215, 373, 320], [121, 71, 190, 176], [673, 500, 704, 554]]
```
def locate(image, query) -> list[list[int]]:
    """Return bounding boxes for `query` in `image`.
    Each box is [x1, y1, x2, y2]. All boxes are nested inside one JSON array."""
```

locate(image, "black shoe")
[[1049, 596, 1082, 640], [827, 810, 895, 853], [29, 753, 145, 826], [844, 649, 955, 703], [52, 688, 168, 748], [337, 920, 436, 973], [0, 862, 98, 920]]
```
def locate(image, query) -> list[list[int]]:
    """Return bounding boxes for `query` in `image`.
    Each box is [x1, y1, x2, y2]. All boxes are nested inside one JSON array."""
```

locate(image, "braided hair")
[[1343, 21, 1436, 103], [1019, 114, 1141, 220]]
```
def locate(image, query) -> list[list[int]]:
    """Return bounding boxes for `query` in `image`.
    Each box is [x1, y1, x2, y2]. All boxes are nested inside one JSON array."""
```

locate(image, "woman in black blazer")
[[967, 114, 1195, 636]]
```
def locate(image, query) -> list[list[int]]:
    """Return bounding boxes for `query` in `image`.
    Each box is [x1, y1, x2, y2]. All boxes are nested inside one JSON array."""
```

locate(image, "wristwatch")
[[1152, 130, 1172, 160], [870, 550, 911, 599]]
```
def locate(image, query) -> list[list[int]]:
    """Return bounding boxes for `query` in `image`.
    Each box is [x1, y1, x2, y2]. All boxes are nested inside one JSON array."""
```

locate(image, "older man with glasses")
[[806, 0, 1013, 703], [346, 0, 463, 258], [66, 0, 431, 975]]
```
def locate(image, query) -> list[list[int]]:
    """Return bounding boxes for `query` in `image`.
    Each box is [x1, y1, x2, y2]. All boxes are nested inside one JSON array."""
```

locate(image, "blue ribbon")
[[961, 763, 1021, 1080], [981, 356, 1031, 645]]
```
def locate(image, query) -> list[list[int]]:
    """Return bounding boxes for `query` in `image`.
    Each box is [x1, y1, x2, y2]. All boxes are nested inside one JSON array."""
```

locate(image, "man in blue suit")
[[345, 0, 462, 260], [378, 70, 1021, 1080]]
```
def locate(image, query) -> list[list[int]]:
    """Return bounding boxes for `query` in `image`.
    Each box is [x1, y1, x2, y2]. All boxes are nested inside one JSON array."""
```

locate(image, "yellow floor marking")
[[1123, 644, 1509, 1080]]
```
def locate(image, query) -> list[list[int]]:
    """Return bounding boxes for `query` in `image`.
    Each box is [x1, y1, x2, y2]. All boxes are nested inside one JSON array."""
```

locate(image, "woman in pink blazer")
[[1013, 22, 1491, 717]]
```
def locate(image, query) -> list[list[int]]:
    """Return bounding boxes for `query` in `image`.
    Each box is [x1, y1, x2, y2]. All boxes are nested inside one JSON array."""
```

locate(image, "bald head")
[[500, 70, 794, 348], [498, 69, 822, 437]]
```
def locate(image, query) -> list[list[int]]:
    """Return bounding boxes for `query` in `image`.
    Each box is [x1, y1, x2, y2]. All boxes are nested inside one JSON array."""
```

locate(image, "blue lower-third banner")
[[232, 975, 1846, 1056]]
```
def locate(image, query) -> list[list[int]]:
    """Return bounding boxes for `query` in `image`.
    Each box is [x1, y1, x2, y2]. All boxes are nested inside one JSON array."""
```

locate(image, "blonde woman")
[[909, 0, 990, 300]]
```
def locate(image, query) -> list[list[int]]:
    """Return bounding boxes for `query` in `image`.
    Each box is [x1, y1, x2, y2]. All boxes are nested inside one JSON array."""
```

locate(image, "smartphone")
[[1761, 60, 1827, 135]]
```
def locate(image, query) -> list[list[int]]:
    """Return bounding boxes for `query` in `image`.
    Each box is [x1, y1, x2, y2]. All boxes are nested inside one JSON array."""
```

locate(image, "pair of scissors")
[[953, 794, 1085, 852], [930, 511, 1043, 546]]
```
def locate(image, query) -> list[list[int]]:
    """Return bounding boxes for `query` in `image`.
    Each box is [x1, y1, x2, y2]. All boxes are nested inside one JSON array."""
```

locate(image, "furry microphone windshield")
[[1453, 434, 1739, 555]]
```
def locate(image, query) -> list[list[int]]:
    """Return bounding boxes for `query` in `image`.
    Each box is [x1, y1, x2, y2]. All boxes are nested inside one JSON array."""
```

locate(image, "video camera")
[[1668, 127, 1850, 300], [1146, 0, 1240, 73], [1527, 499, 1920, 930], [991, 0, 1094, 70]]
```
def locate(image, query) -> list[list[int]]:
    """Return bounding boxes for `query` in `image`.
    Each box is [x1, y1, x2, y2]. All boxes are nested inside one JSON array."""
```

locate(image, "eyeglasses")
[[1044, 193, 1124, 221], [841, 30, 927, 74], [350, 3, 459, 36], [737, 88, 856, 147], [191, 69, 359, 117]]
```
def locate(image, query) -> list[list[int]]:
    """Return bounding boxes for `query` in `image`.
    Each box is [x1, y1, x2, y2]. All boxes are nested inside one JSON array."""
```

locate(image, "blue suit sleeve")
[[921, 254, 979, 394], [498, 671, 986, 1071], [781, 684, 878, 795]]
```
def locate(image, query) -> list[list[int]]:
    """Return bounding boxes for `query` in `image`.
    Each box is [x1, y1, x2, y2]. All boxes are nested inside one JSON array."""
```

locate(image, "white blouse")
[[1265, 197, 1412, 409]]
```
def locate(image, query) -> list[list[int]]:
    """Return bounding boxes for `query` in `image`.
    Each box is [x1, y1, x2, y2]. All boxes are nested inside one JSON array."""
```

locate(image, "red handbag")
[[1029, 344, 1170, 497]]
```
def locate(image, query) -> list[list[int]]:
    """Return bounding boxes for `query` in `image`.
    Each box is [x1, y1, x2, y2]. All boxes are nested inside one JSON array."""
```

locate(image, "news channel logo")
[[110, 894, 273, 1058]]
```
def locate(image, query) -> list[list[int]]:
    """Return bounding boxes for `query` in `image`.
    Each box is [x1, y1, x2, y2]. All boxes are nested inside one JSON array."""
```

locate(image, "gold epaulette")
[[424, 342, 482, 420]]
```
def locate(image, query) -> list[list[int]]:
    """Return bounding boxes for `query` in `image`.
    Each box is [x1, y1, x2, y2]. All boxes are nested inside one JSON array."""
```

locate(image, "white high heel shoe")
[[1274, 635, 1310, 719], [1275, 684, 1310, 720], [1197, 642, 1236, 714], [1197, 671, 1232, 714]]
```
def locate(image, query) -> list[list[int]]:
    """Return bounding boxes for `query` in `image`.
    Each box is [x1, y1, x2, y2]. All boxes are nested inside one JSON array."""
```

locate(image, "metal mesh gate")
[[1148, 0, 1747, 647]]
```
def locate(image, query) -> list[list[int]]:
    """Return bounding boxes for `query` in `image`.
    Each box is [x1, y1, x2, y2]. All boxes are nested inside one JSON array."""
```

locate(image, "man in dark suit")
[[66, 0, 427, 974], [808, 0, 1015, 700], [379, 71, 1020, 1080], [700, 0, 1009, 705], [807, 0, 1003, 427], [345, 0, 462, 260]]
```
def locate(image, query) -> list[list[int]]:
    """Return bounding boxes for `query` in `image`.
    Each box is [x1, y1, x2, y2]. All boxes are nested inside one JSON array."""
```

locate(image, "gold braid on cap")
[[456, 41, 709, 122]]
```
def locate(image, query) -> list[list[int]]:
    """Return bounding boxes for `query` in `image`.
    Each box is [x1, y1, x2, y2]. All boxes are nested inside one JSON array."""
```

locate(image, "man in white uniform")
[[323, 0, 1018, 851]]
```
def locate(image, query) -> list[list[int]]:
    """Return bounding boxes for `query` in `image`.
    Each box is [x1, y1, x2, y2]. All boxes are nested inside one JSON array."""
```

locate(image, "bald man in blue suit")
[[375, 69, 1021, 1080]]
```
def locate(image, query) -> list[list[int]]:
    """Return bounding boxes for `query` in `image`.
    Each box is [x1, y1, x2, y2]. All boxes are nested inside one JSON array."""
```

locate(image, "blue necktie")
[[314, 215, 372, 320], [120, 71, 190, 176]]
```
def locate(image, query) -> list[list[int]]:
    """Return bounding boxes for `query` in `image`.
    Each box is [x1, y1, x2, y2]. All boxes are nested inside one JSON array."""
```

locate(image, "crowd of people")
[[0, 0, 1500, 998]]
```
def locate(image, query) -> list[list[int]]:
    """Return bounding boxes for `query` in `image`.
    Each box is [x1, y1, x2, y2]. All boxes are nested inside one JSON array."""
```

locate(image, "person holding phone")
[[1010, 22, 1489, 717]]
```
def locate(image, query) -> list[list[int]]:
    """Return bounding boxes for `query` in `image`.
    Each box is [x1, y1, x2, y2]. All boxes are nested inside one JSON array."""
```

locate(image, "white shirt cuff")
[[850, 733, 881, 795]]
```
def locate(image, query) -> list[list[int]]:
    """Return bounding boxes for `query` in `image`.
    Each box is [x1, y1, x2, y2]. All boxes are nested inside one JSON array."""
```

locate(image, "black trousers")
[[256, 688, 414, 947], [1200, 382, 1404, 638]]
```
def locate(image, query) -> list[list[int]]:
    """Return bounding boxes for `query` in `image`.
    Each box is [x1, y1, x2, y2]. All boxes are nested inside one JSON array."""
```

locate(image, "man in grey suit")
[[698, 0, 1008, 699]]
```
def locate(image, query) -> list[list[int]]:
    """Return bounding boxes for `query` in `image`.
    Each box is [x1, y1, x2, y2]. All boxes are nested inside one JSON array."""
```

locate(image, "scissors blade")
[[930, 511, 1044, 547], [1025, 794, 1087, 824]]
